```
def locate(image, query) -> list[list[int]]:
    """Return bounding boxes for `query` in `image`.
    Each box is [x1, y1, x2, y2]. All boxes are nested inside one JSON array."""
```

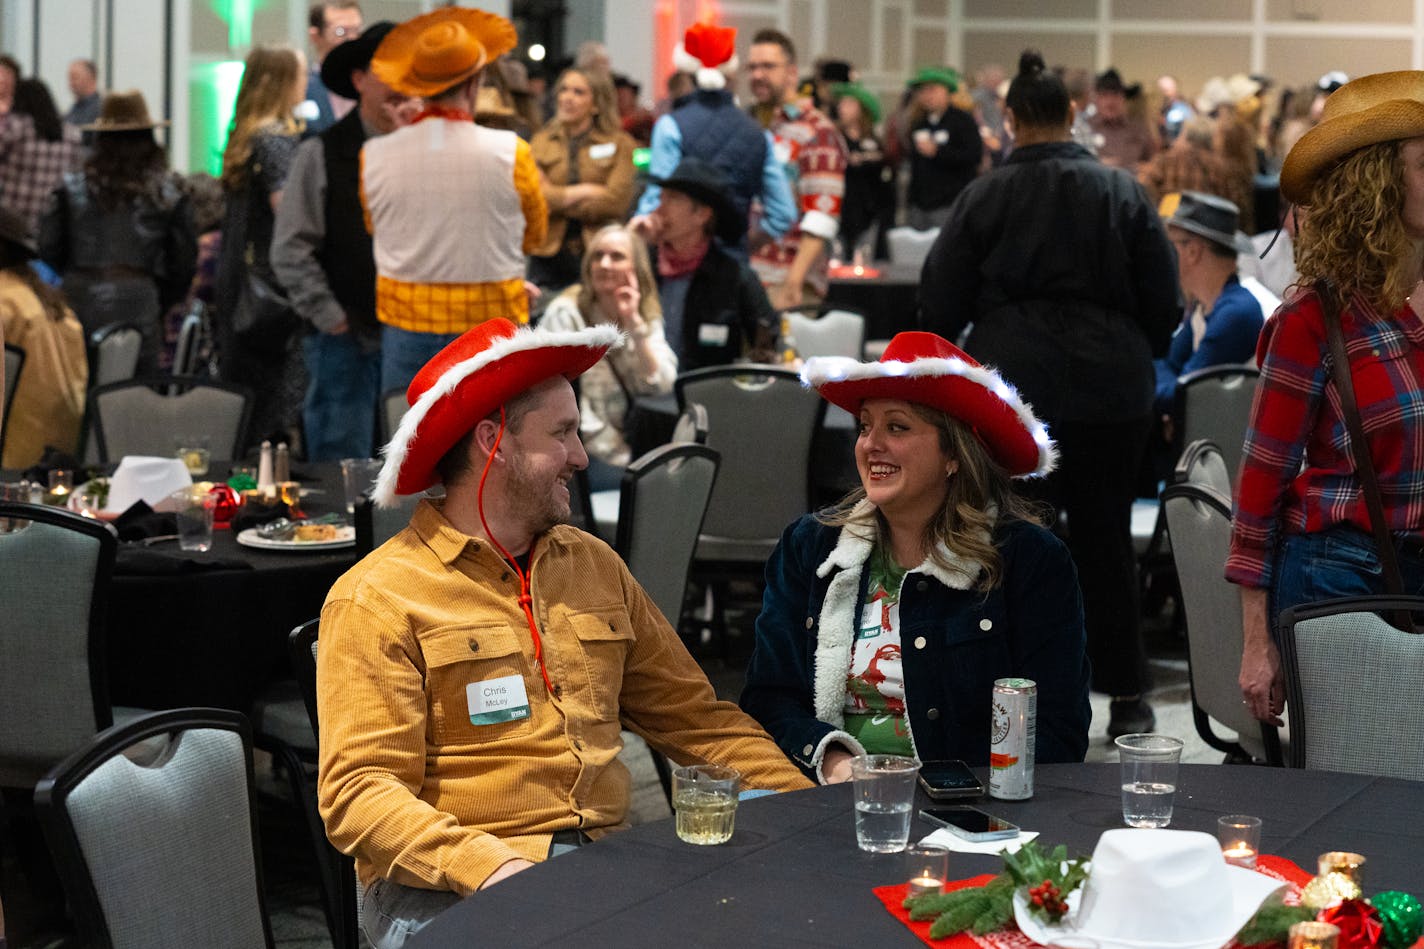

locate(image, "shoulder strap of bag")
[[1319, 281, 1417, 629]]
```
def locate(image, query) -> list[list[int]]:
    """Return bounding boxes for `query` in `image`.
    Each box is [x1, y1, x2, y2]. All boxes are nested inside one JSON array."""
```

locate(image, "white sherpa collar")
[[372, 324, 623, 507]]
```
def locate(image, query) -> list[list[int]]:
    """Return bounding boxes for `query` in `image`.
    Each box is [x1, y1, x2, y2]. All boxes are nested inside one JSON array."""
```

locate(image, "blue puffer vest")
[[671, 89, 767, 220]]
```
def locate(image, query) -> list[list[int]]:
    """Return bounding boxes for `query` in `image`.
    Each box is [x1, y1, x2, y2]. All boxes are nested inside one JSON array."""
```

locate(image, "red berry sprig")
[[1028, 879, 1070, 919]]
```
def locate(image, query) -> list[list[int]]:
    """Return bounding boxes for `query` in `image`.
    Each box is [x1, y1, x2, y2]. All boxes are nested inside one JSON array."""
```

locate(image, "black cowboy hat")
[[321, 21, 396, 100], [1165, 191, 1253, 255], [0, 205, 37, 259], [651, 157, 746, 246]]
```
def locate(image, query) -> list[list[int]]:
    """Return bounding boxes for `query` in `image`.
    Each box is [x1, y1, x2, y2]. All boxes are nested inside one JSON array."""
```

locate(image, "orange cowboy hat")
[[372, 319, 619, 506], [1279, 70, 1424, 206], [370, 6, 518, 99], [802, 331, 1057, 478]]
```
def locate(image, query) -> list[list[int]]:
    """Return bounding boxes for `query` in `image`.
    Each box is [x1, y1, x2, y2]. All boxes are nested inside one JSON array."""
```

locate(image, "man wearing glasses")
[[304, 1, 363, 135]]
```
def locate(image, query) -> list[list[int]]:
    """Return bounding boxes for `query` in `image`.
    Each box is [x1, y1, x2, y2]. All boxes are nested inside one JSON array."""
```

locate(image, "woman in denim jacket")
[[741, 331, 1091, 783]]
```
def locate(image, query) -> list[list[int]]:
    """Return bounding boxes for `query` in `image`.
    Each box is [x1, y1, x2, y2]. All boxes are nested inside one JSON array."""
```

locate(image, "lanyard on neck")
[[475, 406, 555, 696]]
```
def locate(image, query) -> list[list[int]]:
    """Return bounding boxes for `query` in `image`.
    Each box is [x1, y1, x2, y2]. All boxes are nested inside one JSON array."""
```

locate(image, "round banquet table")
[[408, 762, 1424, 949], [103, 461, 360, 711], [824, 262, 923, 341]]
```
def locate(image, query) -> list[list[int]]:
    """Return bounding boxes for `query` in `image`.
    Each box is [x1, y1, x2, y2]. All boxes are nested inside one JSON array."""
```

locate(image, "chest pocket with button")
[[421, 623, 532, 745], [565, 608, 636, 721]]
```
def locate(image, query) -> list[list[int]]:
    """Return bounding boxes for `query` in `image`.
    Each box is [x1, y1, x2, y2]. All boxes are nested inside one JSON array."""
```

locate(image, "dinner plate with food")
[[236, 519, 356, 551]]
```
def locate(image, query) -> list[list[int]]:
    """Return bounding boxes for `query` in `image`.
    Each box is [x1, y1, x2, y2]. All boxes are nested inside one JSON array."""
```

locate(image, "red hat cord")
[[673, 22, 739, 91]]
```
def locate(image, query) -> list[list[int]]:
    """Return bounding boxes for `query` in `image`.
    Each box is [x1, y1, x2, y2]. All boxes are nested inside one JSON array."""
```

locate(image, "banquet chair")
[[1279, 595, 1424, 779], [288, 620, 360, 949], [169, 305, 207, 379], [2, 342, 23, 457], [1173, 365, 1260, 482], [677, 366, 825, 649], [33, 707, 276, 949], [87, 322, 143, 388], [781, 308, 866, 359], [0, 503, 125, 790], [885, 226, 939, 268], [89, 376, 252, 464], [354, 489, 430, 555], [1138, 438, 1235, 626], [590, 402, 709, 542], [1160, 482, 1284, 765]]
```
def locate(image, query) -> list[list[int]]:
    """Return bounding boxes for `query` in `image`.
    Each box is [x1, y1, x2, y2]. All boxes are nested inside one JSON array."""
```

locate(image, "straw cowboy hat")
[[81, 90, 169, 131], [370, 6, 518, 99], [802, 331, 1057, 478], [372, 319, 619, 506], [1279, 70, 1424, 206]]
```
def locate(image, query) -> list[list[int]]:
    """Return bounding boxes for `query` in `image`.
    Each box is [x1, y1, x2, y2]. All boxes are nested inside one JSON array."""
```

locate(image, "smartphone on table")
[[919, 806, 1020, 842], [917, 759, 985, 800]]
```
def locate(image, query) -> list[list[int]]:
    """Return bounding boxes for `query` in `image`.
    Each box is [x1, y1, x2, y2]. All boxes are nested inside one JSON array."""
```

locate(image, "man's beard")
[[502, 453, 572, 537]]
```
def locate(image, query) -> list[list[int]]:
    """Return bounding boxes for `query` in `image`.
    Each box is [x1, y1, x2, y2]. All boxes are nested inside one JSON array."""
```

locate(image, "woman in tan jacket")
[[528, 68, 636, 295]]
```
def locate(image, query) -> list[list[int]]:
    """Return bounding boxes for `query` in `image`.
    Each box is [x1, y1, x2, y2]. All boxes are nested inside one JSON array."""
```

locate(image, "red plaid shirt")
[[1226, 286, 1424, 588], [750, 99, 846, 295], [0, 114, 82, 231]]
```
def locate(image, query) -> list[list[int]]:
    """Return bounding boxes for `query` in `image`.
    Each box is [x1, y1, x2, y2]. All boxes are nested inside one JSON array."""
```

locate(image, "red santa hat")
[[673, 22, 739, 91]]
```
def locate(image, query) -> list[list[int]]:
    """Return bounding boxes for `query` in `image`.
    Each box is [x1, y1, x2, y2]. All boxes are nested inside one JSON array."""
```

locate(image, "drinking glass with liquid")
[[672, 764, 740, 845], [1115, 733, 1183, 828], [850, 754, 921, 853]]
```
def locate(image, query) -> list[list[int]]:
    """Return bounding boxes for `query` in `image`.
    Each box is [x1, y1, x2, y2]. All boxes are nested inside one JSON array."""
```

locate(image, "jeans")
[[381, 325, 462, 398], [302, 331, 381, 461], [1270, 525, 1424, 640], [359, 876, 463, 949]]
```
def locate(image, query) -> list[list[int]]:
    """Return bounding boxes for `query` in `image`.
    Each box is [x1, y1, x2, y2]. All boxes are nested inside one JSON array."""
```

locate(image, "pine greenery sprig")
[[1234, 893, 1315, 947], [904, 874, 1016, 937]]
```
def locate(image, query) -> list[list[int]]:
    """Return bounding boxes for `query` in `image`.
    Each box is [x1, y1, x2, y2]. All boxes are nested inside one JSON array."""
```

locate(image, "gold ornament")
[[1301, 872, 1364, 911]]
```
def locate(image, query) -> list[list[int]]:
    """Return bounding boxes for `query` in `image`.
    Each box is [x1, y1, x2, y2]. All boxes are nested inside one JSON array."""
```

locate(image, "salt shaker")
[[275, 442, 290, 485], [257, 440, 275, 492]]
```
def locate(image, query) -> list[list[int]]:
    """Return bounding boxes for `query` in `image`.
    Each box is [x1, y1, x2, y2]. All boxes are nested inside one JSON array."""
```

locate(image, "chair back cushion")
[[677, 367, 824, 556], [1161, 484, 1277, 760], [89, 324, 143, 388], [886, 226, 939, 268], [617, 443, 720, 622], [1175, 438, 1232, 498], [0, 513, 106, 785], [1178, 368, 1259, 479], [784, 309, 865, 359], [92, 379, 250, 463], [41, 712, 273, 949], [671, 402, 709, 445], [1285, 604, 1424, 779]]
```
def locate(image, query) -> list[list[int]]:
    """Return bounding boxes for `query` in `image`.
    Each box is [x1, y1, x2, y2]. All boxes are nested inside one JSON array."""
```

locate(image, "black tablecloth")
[[409, 763, 1424, 949], [105, 462, 359, 711], [824, 263, 923, 341]]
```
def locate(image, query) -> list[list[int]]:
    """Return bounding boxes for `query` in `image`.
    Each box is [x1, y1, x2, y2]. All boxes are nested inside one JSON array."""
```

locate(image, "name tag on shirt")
[[467, 674, 530, 725], [588, 141, 616, 160], [699, 323, 730, 346]]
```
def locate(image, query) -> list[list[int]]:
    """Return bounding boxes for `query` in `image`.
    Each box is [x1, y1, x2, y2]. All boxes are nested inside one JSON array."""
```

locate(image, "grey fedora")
[[1166, 190, 1253, 255]]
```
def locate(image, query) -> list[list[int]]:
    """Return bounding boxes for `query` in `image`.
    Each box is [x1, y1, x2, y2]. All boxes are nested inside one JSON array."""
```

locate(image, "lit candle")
[[1288, 920, 1340, 949], [1222, 843, 1257, 868], [1317, 851, 1365, 883], [907, 875, 943, 897]]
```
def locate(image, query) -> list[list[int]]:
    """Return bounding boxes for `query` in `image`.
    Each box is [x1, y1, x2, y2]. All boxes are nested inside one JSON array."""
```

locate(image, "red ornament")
[[1319, 898, 1385, 949], [207, 483, 240, 528]]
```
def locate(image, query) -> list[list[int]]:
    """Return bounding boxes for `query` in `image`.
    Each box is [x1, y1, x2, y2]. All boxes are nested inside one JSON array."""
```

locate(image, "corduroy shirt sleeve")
[[317, 590, 535, 896]]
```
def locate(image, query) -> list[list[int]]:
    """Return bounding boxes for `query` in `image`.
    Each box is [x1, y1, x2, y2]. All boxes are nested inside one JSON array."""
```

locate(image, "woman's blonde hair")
[[818, 404, 1043, 591], [1296, 140, 1416, 312], [575, 224, 662, 324], [551, 67, 621, 138], [221, 45, 304, 189]]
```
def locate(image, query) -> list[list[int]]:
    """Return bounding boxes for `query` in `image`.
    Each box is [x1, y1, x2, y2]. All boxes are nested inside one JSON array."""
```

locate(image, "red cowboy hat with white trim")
[[801, 331, 1056, 478], [372, 319, 620, 506], [673, 22, 739, 91]]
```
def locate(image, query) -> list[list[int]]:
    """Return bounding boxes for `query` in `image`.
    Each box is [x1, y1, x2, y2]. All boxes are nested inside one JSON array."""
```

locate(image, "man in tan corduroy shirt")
[[317, 317, 812, 949]]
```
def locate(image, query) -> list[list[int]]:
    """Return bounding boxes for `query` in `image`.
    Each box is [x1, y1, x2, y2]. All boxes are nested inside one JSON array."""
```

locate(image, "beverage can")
[[989, 677, 1036, 800]]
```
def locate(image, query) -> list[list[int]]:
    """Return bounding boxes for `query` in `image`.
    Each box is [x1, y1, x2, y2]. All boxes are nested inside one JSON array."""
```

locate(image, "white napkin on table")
[[918, 828, 1039, 855]]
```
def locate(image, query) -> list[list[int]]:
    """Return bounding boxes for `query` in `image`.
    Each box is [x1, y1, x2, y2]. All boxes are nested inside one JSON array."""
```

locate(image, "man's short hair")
[[432, 383, 551, 488], [750, 29, 796, 65], [309, 0, 360, 30], [72, 58, 96, 78]]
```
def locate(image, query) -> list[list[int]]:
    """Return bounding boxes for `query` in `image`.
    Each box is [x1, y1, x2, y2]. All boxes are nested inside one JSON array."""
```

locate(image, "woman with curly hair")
[[214, 44, 306, 448], [1228, 71, 1424, 726], [740, 331, 1090, 781], [38, 89, 195, 374]]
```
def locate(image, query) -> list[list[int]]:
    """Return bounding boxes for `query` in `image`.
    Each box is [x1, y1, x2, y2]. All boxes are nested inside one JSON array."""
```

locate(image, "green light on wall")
[[210, 0, 259, 49], [190, 60, 246, 176]]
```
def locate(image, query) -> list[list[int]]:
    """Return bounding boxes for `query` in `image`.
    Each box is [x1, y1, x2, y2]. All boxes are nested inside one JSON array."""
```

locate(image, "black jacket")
[[653, 242, 778, 371], [907, 105, 983, 211], [918, 141, 1179, 422]]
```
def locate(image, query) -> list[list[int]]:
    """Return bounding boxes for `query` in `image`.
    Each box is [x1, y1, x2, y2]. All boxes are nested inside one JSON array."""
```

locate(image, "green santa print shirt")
[[842, 544, 914, 756]]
